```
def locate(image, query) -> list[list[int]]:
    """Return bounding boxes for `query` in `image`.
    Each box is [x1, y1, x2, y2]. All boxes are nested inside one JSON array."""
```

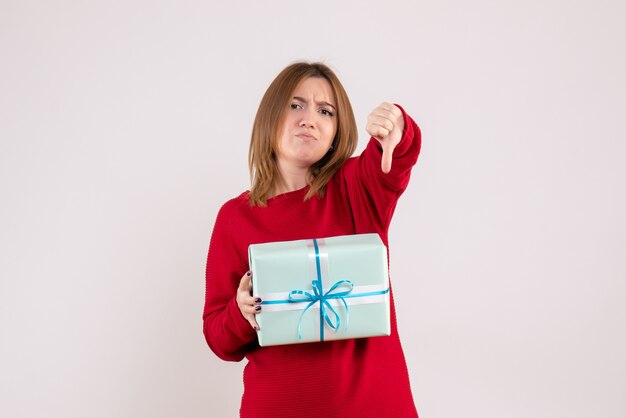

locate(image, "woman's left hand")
[[366, 103, 405, 173]]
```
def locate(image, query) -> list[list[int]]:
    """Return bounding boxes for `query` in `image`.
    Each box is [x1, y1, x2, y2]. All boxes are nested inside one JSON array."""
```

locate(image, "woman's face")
[[275, 77, 338, 170]]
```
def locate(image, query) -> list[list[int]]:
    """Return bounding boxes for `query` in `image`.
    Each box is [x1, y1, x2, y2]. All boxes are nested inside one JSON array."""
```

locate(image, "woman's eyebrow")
[[292, 96, 336, 111]]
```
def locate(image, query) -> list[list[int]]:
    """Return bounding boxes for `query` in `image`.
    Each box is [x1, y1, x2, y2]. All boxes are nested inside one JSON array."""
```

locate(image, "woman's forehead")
[[291, 77, 336, 104]]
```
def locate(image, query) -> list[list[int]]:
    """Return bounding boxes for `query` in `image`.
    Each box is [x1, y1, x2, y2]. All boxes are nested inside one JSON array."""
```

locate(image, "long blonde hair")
[[248, 62, 358, 207]]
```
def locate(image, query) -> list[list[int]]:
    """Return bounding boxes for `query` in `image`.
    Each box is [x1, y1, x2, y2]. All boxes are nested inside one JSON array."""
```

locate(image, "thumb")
[[381, 140, 394, 174]]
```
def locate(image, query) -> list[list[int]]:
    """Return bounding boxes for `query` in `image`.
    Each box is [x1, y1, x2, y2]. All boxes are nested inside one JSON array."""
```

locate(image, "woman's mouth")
[[296, 133, 316, 141]]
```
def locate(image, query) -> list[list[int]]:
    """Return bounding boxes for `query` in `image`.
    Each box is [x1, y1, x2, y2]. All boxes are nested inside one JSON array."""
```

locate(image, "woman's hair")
[[248, 61, 358, 206]]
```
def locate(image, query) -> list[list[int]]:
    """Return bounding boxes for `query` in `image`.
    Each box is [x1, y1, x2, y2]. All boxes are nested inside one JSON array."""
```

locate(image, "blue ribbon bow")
[[288, 238, 353, 341], [289, 278, 354, 341]]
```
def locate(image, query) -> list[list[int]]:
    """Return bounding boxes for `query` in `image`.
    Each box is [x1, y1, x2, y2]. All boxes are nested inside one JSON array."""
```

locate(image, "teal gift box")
[[248, 233, 391, 347]]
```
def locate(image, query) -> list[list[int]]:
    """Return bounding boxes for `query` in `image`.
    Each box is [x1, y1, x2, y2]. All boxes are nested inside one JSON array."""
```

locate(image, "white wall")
[[1, 1, 624, 417]]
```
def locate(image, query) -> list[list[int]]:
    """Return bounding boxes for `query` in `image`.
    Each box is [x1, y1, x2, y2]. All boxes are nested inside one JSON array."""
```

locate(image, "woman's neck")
[[270, 161, 310, 197]]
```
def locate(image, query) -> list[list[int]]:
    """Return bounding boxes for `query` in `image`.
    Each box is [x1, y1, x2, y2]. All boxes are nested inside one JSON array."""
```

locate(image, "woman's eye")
[[290, 103, 302, 110], [320, 109, 334, 117]]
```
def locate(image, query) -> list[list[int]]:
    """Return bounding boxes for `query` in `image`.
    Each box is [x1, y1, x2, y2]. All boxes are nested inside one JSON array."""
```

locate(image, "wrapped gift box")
[[248, 233, 391, 347]]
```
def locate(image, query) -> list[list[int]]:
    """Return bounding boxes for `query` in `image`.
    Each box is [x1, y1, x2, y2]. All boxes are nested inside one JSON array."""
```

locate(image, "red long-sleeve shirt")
[[203, 107, 421, 417]]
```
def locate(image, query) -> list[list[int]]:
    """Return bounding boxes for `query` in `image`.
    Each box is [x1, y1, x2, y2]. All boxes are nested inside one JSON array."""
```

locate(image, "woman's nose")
[[299, 118, 314, 128], [298, 109, 317, 128]]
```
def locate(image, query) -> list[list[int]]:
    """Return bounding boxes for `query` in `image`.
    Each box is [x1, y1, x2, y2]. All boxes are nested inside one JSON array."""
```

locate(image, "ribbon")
[[289, 279, 354, 341], [289, 239, 354, 341]]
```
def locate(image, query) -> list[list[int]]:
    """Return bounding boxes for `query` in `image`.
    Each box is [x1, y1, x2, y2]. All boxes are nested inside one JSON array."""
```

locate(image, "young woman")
[[203, 61, 421, 417]]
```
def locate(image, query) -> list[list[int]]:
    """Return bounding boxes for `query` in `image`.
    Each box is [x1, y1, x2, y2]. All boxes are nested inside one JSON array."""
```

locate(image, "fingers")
[[240, 304, 262, 315], [237, 271, 262, 330], [367, 117, 393, 139], [239, 293, 261, 307], [366, 102, 402, 140], [237, 271, 252, 292], [366, 102, 404, 174], [366, 118, 391, 140]]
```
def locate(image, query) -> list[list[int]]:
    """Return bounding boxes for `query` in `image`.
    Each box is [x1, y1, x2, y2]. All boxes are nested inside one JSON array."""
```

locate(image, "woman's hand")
[[236, 271, 262, 330], [366, 103, 405, 173]]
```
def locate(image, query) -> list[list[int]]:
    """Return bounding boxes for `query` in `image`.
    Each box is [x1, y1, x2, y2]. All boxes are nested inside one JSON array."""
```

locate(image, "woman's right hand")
[[366, 102, 405, 174], [236, 271, 262, 330]]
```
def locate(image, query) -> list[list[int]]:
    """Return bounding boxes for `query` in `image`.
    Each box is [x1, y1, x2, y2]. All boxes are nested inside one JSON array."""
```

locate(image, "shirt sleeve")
[[202, 203, 258, 362], [340, 105, 421, 239]]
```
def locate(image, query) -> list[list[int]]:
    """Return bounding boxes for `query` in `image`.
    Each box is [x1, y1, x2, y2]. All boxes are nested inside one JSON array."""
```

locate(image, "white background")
[[1, 0, 625, 417]]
